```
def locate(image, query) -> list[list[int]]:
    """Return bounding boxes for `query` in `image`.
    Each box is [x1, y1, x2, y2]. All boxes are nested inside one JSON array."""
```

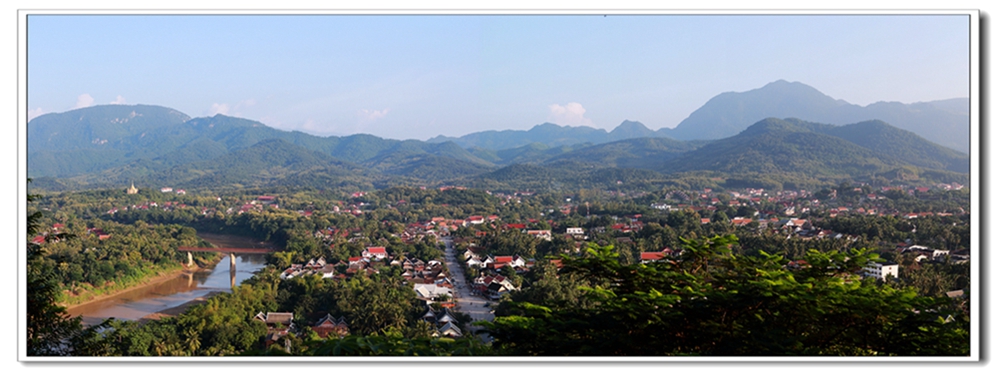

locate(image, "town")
[[27, 180, 971, 354]]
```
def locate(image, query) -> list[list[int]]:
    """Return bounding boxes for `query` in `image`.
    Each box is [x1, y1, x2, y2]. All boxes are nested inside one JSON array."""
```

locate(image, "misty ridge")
[[27, 80, 969, 193]]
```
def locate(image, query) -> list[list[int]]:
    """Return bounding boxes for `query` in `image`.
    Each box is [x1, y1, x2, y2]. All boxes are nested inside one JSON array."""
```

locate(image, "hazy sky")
[[26, 14, 970, 140]]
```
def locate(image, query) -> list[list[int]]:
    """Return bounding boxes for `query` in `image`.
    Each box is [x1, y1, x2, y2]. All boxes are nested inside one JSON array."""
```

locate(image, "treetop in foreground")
[[482, 235, 969, 356]]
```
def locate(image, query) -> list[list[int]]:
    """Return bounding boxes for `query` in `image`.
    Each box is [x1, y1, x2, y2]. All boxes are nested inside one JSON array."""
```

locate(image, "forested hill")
[[658, 118, 969, 176], [661, 80, 969, 153], [27, 105, 490, 179], [464, 117, 968, 193], [27, 104, 969, 193]]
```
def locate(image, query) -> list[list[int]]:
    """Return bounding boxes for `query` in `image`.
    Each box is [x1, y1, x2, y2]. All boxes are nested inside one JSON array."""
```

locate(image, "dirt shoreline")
[[63, 257, 220, 312]]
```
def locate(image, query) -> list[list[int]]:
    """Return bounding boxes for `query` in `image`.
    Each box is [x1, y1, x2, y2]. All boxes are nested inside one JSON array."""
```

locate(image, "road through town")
[[442, 237, 494, 343]]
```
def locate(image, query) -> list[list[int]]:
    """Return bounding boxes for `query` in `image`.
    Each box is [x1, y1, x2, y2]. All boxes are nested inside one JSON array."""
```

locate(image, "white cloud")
[[358, 108, 389, 121], [28, 108, 46, 121], [209, 103, 230, 116], [75, 94, 94, 109], [301, 118, 320, 131], [547, 102, 593, 127], [109, 95, 127, 105]]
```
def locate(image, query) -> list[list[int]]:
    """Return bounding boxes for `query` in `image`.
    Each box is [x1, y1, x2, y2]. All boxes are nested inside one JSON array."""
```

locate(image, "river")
[[65, 233, 271, 326]]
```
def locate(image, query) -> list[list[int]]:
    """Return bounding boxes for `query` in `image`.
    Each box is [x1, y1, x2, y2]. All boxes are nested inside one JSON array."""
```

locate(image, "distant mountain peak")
[[609, 120, 654, 140], [666, 80, 969, 152], [613, 120, 649, 130], [762, 79, 792, 87]]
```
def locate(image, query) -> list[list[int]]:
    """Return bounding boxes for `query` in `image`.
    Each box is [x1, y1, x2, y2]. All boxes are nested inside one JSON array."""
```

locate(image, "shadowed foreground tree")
[[26, 179, 110, 356], [481, 235, 969, 356]]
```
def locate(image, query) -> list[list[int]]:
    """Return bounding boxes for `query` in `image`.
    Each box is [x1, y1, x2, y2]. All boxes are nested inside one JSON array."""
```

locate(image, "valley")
[[24, 80, 974, 357]]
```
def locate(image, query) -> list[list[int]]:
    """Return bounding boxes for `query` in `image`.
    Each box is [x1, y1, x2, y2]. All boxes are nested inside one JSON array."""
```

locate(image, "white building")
[[650, 203, 671, 211], [863, 262, 900, 280], [527, 230, 552, 241], [413, 283, 452, 301]]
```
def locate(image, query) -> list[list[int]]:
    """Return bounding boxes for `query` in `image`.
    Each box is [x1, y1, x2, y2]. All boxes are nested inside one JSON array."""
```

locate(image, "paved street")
[[442, 237, 494, 343]]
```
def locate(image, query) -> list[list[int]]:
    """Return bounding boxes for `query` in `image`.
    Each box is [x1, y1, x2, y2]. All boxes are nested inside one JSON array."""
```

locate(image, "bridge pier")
[[187, 252, 194, 268], [230, 253, 237, 288]]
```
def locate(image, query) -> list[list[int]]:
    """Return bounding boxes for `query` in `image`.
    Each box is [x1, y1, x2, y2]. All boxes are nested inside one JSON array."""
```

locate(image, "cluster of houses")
[[231, 196, 280, 214], [638, 184, 967, 225], [279, 257, 341, 280], [462, 248, 531, 273], [392, 256, 449, 285], [279, 246, 400, 280], [253, 311, 351, 348], [897, 244, 969, 264], [470, 274, 519, 300], [278, 246, 459, 307], [459, 248, 524, 299]]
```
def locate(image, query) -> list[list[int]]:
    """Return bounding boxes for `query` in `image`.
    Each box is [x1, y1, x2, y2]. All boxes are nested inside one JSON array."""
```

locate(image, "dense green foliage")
[[28, 213, 210, 305], [95, 284, 273, 356], [484, 235, 969, 356]]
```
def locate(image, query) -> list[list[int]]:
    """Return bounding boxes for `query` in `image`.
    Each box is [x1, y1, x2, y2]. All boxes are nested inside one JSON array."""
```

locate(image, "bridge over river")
[[178, 233, 279, 285], [179, 244, 275, 269], [68, 233, 273, 325]]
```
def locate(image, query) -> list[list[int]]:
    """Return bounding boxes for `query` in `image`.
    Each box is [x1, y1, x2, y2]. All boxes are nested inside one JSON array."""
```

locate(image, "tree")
[[481, 235, 969, 356], [26, 179, 110, 356]]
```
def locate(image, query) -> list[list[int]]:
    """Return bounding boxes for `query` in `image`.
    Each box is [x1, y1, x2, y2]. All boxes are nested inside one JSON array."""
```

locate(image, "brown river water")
[[65, 233, 271, 326]]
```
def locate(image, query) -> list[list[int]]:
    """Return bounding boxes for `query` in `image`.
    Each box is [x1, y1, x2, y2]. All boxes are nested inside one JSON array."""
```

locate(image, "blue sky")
[[26, 14, 970, 140]]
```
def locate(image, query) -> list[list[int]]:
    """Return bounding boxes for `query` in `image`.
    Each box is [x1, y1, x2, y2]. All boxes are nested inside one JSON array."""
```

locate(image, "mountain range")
[[430, 80, 969, 154], [664, 80, 969, 153], [27, 80, 971, 192]]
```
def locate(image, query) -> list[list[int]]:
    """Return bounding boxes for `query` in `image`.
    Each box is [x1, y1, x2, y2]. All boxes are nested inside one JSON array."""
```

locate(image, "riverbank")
[[138, 291, 225, 323], [63, 257, 220, 311], [64, 232, 276, 309], [64, 231, 274, 324]]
